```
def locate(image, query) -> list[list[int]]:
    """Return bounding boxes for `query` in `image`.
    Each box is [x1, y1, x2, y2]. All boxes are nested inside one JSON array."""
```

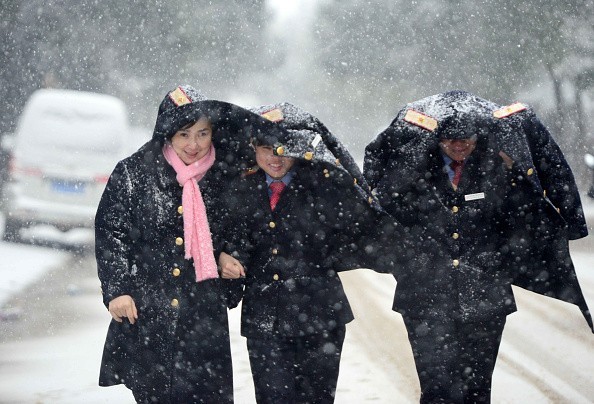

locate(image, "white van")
[[2, 89, 132, 242]]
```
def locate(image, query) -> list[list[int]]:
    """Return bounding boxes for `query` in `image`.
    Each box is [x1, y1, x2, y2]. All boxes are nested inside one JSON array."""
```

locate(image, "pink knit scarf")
[[163, 143, 218, 282]]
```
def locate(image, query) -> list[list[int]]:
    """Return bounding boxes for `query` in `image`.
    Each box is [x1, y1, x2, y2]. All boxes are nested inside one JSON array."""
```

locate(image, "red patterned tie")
[[450, 160, 464, 188], [269, 181, 286, 211]]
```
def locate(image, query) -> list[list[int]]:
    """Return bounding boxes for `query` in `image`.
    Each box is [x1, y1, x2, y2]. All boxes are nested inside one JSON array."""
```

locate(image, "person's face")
[[254, 145, 296, 179], [171, 117, 213, 165], [439, 136, 477, 162]]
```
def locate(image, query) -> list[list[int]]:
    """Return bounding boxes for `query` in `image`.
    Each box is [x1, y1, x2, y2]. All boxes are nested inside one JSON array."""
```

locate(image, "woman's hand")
[[108, 295, 138, 324], [219, 252, 246, 279]]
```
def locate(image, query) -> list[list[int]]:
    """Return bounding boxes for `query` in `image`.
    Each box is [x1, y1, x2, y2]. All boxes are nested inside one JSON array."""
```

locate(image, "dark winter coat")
[[372, 135, 519, 322], [493, 105, 591, 331], [221, 164, 379, 339], [95, 139, 240, 403], [364, 91, 592, 330]]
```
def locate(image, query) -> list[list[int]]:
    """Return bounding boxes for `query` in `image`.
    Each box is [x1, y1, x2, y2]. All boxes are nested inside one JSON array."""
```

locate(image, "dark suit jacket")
[[95, 140, 239, 398], [375, 138, 520, 322], [222, 164, 380, 338], [365, 91, 592, 330]]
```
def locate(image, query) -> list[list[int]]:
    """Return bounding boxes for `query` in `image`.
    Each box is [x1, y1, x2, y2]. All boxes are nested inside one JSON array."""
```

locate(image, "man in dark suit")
[[364, 91, 592, 403], [219, 103, 385, 403]]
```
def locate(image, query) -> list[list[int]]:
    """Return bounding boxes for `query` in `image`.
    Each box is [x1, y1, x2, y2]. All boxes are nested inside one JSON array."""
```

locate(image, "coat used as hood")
[[151, 85, 286, 172], [364, 90, 592, 332]]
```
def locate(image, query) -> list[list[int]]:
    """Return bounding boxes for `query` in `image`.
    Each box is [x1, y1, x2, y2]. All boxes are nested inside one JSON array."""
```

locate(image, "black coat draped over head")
[[220, 102, 402, 339], [96, 140, 236, 401], [364, 90, 592, 331], [95, 85, 280, 402]]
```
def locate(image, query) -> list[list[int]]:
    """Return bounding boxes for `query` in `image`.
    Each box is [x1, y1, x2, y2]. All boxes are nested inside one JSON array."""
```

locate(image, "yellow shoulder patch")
[[403, 109, 438, 132], [168, 87, 192, 107], [493, 102, 527, 119], [261, 108, 284, 122]]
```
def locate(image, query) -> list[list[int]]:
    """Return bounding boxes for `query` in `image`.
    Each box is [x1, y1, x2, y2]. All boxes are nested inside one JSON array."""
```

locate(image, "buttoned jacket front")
[[95, 139, 238, 399], [375, 138, 519, 322], [222, 166, 377, 338], [365, 91, 592, 330]]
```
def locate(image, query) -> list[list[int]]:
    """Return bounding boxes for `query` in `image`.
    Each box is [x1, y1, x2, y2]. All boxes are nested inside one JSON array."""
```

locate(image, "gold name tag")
[[464, 192, 485, 201]]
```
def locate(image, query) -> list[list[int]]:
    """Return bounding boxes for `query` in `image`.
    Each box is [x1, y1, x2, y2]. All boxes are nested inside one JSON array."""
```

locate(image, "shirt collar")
[[265, 170, 295, 187], [442, 153, 454, 166]]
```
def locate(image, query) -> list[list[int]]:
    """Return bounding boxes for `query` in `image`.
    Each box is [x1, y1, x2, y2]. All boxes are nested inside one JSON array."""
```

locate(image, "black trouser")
[[402, 315, 506, 404], [246, 326, 346, 404]]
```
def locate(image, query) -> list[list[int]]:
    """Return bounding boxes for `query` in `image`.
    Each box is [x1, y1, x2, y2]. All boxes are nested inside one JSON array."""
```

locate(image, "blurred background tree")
[[0, 0, 592, 184]]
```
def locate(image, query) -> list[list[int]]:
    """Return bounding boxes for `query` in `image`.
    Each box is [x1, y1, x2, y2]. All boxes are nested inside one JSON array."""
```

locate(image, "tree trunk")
[[546, 64, 565, 136]]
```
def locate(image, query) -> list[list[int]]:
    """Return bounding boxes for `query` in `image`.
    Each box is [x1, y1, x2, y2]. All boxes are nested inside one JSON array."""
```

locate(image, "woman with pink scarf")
[[95, 85, 269, 403]]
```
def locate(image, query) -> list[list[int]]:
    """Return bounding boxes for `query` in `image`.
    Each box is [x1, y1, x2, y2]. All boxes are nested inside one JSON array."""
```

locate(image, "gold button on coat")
[[452, 259, 460, 267], [452, 233, 459, 239], [272, 248, 279, 255], [452, 206, 459, 213], [273, 274, 279, 281], [527, 168, 534, 176], [175, 237, 184, 246], [172, 268, 181, 277], [269, 221, 276, 229], [177, 206, 183, 214], [171, 298, 179, 307]]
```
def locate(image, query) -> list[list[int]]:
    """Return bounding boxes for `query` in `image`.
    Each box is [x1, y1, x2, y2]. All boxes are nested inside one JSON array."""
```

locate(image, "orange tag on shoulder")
[[168, 87, 192, 106], [261, 108, 284, 122], [493, 102, 527, 118], [403, 109, 438, 132]]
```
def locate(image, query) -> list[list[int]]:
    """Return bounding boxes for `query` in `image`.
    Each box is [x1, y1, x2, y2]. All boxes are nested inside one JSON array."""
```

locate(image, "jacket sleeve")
[[315, 167, 413, 276], [523, 114, 588, 239], [207, 179, 246, 309], [95, 161, 135, 308], [216, 178, 253, 266]]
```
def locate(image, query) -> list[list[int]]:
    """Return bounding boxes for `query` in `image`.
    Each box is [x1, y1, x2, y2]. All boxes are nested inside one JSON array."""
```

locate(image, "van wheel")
[[2, 217, 22, 243]]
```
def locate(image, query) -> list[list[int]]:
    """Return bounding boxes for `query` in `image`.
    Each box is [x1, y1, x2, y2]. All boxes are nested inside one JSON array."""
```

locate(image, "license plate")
[[50, 179, 86, 193]]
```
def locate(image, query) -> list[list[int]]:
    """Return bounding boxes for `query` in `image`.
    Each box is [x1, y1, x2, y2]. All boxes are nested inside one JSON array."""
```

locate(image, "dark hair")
[[172, 115, 216, 138]]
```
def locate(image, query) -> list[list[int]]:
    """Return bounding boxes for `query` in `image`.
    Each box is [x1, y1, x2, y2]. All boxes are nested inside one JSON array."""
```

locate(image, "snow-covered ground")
[[0, 198, 593, 403]]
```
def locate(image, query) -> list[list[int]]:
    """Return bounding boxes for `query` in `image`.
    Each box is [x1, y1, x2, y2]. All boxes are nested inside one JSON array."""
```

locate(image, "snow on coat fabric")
[[218, 103, 362, 338], [95, 85, 279, 402], [492, 104, 591, 331], [221, 167, 359, 338], [96, 140, 236, 402], [364, 90, 592, 331], [250, 102, 371, 194], [153, 85, 286, 174], [248, 102, 410, 273]]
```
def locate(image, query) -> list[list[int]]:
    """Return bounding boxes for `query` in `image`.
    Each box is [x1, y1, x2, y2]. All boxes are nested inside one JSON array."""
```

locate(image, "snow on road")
[[0, 198, 593, 403], [0, 242, 67, 309]]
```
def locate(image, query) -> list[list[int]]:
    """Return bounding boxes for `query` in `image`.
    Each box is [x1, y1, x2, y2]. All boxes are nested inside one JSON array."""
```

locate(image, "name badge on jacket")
[[464, 192, 485, 202]]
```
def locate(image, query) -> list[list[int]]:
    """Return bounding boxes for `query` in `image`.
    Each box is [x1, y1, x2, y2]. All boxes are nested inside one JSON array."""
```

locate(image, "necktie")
[[450, 160, 464, 188], [269, 181, 286, 211]]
